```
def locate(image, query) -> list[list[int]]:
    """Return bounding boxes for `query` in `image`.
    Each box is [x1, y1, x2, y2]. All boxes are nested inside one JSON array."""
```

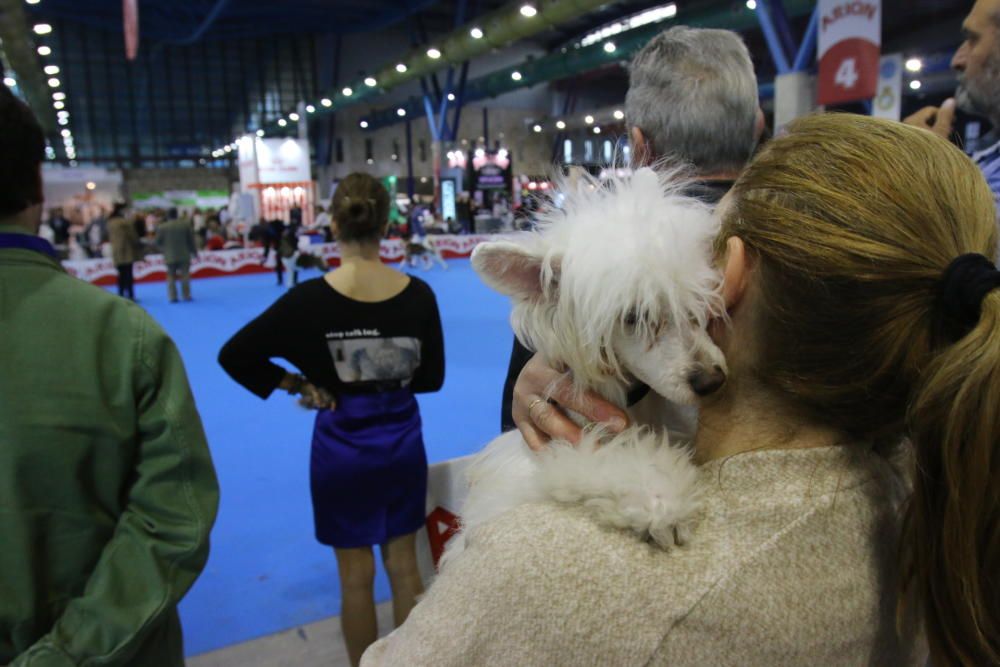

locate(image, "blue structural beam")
[[793, 8, 819, 72], [767, 0, 799, 66], [422, 95, 440, 142], [755, 0, 793, 74]]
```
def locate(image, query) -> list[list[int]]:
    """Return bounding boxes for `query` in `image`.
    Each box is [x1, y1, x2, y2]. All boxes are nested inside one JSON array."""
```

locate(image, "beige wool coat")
[[363, 446, 926, 666], [108, 216, 140, 265]]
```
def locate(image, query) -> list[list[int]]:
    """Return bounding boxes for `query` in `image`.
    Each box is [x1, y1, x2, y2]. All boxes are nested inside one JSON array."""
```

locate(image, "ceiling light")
[[289, 112, 299, 121], [578, 3, 677, 48], [26, 0, 41, 5], [447, 93, 456, 101], [58, 117, 68, 125], [37, 46, 52, 56], [44, 65, 59, 75], [520, 4, 537, 17], [53, 101, 64, 109], [57, 110, 69, 118], [86, 182, 96, 191], [223, 145, 232, 152], [470, 27, 484, 39], [511, 71, 522, 81], [397, 108, 406, 117], [584, 114, 594, 124], [396, 63, 408, 73], [61, 129, 70, 137], [33, 23, 52, 35], [367, 158, 374, 164], [746, 0, 757, 9], [603, 42, 616, 53], [365, 76, 377, 87], [533, 124, 542, 133], [52, 92, 65, 100], [475, 148, 485, 157], [910, 80, 922, 90], [48, 78, 60, 88], [556, 120, 566, 129], [342, 87, 353, 96], [905, 58, 923, 73], [593, 126, 601, 134], [278, 118, 287, 127], [613, 109, 624, 120], [360, 120, 369, 128], [306, 104, 316, 113], [257, 129, 265, 137], [427, 47, 441, 59], [321, 98, 332, 107], [3, 77, 14, 87]]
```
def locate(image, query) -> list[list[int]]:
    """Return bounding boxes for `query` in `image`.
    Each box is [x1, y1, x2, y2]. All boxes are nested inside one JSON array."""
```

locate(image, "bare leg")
[[380, 532, 425, 628], [334, 546, 377, 667]]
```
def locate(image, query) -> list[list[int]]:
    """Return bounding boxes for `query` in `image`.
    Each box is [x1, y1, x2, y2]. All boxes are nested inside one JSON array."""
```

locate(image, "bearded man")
[[906, 0, 1000, 200]]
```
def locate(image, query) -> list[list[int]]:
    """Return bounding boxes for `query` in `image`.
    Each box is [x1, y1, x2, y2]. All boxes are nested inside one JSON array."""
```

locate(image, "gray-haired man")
[[625, 26, 765, 200], [501, 26, 765, 439]]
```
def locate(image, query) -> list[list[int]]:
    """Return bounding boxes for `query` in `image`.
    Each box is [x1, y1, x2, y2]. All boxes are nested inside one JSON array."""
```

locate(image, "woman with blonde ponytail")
[[367, 114, 996, 666], [219, 173, 445, 666], [713, 113, 999, 666]]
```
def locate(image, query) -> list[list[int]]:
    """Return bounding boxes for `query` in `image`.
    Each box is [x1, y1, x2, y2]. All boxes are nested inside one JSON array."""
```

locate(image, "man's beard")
[[956, 50, 1000, 123]]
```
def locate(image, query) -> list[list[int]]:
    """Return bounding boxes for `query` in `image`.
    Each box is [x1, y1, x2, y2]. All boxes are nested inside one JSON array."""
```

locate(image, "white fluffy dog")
[[443, 168, 726, 567]]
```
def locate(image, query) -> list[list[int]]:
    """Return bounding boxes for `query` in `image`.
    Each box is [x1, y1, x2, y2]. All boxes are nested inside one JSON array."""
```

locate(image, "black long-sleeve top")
[[219, 277, 445, 399]]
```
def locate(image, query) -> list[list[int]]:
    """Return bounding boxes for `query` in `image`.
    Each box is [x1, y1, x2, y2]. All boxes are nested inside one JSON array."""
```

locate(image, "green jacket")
[[0, 224, 219, 666], [155, 219, 196, 266]]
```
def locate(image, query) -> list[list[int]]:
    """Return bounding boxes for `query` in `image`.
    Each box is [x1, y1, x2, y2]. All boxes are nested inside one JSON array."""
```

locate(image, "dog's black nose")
[[688, 365, 726, 396]]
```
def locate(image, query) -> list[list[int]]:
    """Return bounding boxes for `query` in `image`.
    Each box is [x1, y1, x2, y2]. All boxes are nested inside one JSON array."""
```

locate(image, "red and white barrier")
[[63, 234, 505, 286]]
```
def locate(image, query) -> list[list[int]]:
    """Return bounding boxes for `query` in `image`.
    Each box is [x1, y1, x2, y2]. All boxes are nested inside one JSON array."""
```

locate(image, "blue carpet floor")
[[119, 260, 512, 656]]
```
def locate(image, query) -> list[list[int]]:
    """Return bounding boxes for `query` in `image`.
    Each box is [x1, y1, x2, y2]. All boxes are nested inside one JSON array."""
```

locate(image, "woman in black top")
[[219, 173, 444, 666]]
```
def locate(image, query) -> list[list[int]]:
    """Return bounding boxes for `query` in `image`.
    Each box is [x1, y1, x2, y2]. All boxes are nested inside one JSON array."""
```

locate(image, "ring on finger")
[[527, 397, 547, 415]]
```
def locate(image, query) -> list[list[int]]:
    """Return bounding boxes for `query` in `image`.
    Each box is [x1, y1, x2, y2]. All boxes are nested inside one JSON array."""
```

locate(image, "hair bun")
[[332, 173, 390, 243]]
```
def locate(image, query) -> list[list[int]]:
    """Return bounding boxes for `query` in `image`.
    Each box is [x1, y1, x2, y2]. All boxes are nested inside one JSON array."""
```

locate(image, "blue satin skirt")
[[310, 389, 428, 548]]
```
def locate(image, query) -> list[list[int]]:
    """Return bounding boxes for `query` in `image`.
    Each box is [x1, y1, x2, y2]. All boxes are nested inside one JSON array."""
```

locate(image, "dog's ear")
[[472, 241, 550, 299]]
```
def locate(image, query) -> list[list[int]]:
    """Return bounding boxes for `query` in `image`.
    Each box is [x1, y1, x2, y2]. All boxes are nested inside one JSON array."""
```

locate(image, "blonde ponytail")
[[904, 288, 1000, 665]]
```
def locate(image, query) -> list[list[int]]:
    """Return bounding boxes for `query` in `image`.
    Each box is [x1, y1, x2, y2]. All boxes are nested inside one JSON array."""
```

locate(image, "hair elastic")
[[936, 253, 1000, 341]]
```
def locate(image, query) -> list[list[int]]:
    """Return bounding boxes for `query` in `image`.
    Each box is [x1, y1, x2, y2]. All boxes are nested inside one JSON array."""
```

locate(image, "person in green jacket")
[[0, 87, 219, 666]]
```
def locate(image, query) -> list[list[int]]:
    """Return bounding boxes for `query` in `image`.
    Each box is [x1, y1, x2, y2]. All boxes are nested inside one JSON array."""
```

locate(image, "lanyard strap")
[[0, 232, 59, 259]]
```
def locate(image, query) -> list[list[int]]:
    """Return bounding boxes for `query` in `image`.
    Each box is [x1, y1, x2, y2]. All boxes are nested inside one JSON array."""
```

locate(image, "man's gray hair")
[[625, 26, 759, 175]]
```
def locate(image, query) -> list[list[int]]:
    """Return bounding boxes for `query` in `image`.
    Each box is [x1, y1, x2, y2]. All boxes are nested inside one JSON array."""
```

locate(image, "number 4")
[[836, 58, 859, 89]]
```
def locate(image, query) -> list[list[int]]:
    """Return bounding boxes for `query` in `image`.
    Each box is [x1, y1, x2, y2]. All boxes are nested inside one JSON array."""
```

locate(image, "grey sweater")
[[363, 446, 926, 666]]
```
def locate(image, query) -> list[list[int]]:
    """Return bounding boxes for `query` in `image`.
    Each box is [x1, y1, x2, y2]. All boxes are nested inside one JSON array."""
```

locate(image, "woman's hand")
[[512, 355, 628, 451], [298, 382, 337, 411], [280, 372, 336, 410]]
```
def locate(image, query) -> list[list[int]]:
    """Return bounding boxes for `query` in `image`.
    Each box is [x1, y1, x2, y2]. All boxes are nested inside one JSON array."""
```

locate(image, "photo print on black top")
[[326, 328, 422, 386]]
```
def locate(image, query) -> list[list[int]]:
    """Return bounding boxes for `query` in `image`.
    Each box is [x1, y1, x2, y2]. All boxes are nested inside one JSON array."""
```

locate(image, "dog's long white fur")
[[442, 168, 723, 569]]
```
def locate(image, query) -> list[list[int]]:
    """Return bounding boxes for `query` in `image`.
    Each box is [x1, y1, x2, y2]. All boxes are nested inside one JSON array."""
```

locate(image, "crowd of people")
[[2, 4, 1000, 667]]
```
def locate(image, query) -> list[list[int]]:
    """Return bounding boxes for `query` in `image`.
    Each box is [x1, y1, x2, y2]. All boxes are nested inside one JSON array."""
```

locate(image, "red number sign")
[[817, 0, 882, 106]]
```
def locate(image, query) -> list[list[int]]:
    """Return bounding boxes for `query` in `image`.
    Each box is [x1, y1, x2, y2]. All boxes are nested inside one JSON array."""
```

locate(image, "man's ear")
[[472, 241, 555, 299], [721, 236, 750, 312], [630, 127, 654, 167]]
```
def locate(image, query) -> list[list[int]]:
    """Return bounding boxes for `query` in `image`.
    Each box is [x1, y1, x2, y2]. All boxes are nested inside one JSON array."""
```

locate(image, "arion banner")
[[817, 0, 882, 106]]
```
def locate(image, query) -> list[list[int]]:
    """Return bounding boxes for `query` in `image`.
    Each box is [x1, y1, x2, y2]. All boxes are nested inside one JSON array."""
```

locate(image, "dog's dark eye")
[[623, 310, 640, 327]]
